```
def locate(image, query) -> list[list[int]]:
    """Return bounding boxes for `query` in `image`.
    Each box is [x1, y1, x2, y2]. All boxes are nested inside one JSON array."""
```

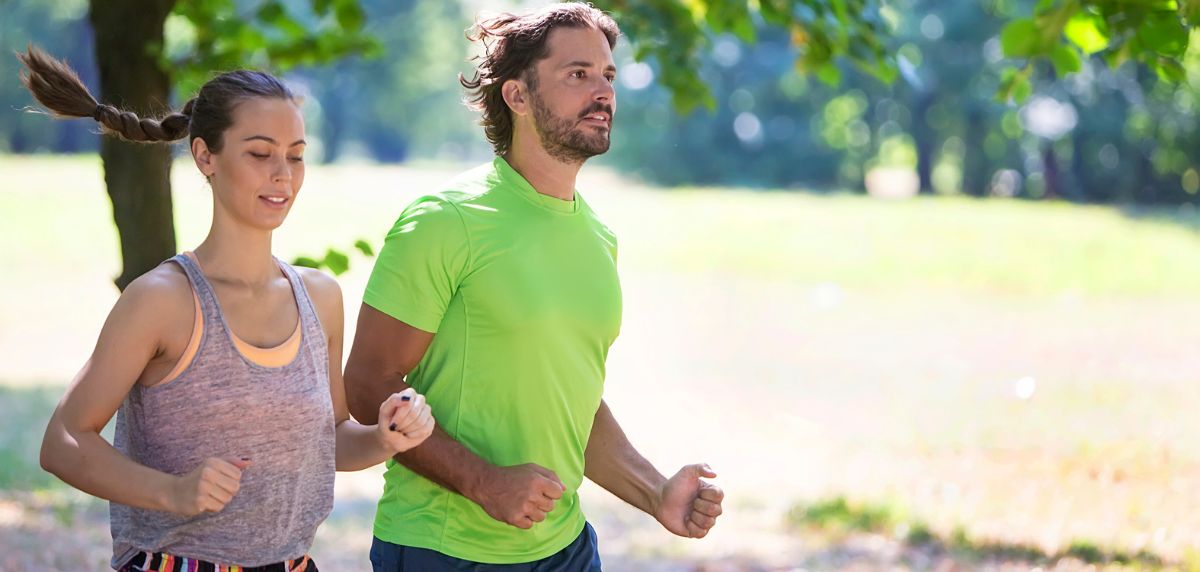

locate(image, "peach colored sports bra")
[[157, 252, 302, 385]]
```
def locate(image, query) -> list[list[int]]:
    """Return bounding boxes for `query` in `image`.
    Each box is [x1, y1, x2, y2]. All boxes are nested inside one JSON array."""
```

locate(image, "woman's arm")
[[41, 267, 248, 516], [298, 268, 433, 472]]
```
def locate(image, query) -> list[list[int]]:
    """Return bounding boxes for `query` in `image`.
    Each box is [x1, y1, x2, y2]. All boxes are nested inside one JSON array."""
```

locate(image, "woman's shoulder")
[[103, 260, 195, 344], [117, 261, 194, 318], [293, 265, 343, 322], [293, 265, 341, 298]]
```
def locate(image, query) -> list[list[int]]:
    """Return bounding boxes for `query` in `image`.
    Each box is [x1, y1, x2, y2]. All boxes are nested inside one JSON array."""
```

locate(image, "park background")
[[2, 0, 1200, 570]]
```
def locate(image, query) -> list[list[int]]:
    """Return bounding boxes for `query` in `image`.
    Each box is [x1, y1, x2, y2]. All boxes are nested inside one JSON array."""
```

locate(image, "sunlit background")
[[3, 0, 1200, 570]]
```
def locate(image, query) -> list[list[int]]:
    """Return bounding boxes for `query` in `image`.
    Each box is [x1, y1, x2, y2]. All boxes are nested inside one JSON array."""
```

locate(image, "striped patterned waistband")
[[122, 551, 315, 572]]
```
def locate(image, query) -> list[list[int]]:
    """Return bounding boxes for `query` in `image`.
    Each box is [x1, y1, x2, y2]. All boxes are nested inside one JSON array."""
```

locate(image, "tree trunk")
[[1041, 142, 1061, 200], [961, 106, 989, 197], [913, 91, 936, 194], [90, 0, 177, 290]]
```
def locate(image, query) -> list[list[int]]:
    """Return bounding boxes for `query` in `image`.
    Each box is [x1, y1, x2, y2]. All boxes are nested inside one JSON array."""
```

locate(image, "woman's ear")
[[192, 137, 215, 181]]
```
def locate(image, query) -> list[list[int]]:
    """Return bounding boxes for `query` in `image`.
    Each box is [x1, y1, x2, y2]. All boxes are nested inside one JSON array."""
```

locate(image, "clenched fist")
[[471, 463, 566, 529], [376, 388, 435, 453], [168, 457, 251, 516]]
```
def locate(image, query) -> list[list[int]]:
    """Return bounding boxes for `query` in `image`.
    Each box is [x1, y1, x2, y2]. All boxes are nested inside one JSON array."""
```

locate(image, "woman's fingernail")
[[401, 395, 411, 402], [389, 423, 397, 431]]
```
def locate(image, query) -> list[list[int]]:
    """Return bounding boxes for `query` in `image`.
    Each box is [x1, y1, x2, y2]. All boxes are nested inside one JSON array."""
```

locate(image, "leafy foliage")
[[999, 0, 1199, 100], [594, 0, 896, 112], [292, 239, 375, 276], [165, 0, 381, 97]]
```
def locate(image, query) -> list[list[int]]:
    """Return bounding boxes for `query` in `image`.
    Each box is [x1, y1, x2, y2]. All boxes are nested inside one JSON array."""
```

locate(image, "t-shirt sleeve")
[[363, 196, 470, 333]]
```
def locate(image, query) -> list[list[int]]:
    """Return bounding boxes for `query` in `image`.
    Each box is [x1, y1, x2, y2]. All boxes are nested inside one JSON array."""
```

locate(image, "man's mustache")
[[578, 104, 615, 120]]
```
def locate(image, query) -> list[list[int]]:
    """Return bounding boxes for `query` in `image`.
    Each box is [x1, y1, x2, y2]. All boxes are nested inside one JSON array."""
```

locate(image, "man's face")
[[526, 25, 617, 164]]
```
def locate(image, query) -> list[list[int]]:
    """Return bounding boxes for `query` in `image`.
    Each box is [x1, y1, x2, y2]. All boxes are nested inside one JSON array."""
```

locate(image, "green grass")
[[788, 495, 1169, 568], [4, 154, 1200, 297], [0, 383, 65, 490], [611, 188, 1200, 297], [786, 495, 905, 535]]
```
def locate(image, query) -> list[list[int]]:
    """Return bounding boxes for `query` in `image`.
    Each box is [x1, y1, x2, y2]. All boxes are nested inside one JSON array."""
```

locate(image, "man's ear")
[[192, 137, 216, 181], [502, 78, 530, 117]]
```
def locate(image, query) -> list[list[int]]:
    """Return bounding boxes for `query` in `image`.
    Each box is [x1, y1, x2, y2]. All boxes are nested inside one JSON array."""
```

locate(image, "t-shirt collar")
[[494, 156, 580, 214]]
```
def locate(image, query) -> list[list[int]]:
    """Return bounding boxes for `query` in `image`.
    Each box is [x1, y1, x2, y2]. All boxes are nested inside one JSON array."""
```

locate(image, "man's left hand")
[[653, 463, 723, 538]]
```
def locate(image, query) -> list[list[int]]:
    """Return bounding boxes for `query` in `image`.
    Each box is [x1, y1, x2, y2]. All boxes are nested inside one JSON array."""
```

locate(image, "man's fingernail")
[[389, 423, 397, 431], [401, 395, 411, 402]]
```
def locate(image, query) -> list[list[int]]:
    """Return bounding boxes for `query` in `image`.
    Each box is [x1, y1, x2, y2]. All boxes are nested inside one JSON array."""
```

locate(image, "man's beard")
[[529, 90, 613, 165]]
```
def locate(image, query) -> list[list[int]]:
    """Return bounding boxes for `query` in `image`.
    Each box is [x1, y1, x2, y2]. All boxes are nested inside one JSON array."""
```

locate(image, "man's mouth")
[[580, 111, 611, 127]]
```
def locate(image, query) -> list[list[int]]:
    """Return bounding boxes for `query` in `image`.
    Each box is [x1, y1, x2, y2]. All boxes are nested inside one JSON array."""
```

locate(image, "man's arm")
[[584, 400, 724, 538], [344, 303, 565, 529]]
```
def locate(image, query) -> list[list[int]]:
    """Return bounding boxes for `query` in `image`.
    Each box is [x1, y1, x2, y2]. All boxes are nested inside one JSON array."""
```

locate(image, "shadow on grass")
[[0, 383, 65, 491], [1118, 203, 1200, 234], [789, 496, 1167, 569]]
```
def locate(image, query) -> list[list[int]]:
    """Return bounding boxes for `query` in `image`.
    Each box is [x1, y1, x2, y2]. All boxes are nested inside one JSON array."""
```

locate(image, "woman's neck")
[[192, 216, 278, 288]]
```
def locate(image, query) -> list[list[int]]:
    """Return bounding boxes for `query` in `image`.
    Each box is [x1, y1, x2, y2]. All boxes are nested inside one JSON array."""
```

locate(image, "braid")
[[91, 104, 190, 142], [17, 45, 189, 143]]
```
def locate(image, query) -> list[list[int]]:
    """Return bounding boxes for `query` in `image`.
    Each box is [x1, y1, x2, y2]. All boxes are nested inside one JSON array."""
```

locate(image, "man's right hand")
[[470, 463, 566, 529]]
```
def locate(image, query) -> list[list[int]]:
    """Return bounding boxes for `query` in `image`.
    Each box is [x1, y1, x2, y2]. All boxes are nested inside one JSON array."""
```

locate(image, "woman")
[[20, 46, 435, 571]]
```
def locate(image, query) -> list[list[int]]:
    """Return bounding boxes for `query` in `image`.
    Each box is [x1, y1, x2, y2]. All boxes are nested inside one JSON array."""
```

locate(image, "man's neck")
[[502, 141, 582, 202]]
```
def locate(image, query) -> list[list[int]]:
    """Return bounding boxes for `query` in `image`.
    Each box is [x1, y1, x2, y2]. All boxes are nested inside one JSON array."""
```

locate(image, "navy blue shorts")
[[369, 522, 602, 571]]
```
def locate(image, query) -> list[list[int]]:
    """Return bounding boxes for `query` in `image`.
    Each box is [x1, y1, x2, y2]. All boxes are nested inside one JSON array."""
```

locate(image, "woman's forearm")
[[41, 420, 178, 513]]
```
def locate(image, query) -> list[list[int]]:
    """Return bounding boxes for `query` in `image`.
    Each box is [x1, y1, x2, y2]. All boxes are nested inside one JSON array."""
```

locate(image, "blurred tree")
[[13, 0, 1200, 289], [593, 0, 896, 112], [77, 0, 378, 290], [998, 0, 1200, 100]]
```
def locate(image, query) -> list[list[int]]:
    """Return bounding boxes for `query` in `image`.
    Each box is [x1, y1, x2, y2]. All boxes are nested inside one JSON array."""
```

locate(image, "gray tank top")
[[110, 254, 335, 568]]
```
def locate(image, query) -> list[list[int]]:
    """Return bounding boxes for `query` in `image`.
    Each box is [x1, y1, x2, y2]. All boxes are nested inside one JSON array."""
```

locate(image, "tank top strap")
[[275, 260, 327, 351], [168, 253, 226, 335]]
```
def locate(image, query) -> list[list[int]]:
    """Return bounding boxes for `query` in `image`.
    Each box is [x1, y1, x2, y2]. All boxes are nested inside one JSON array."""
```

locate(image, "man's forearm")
[[394, 426, 495, 498], [345, 369, 495, 499], [583, 400, 666, 515]]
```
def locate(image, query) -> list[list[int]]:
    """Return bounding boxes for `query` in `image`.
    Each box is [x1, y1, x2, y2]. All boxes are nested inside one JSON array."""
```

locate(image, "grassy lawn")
[[2, 154, 1200, 570]]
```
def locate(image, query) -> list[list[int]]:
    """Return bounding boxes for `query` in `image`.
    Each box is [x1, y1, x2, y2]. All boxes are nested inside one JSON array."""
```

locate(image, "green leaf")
[[997, 66, 1033, 103], [323, 248, 350, 275], [1153, 57, 1187, 82], [256, 0, 285, 23], [1012, 74, 1033, 102], [335, 2, 366, 30], [313, 0, 334, 16], [1001, 19, 1040, 58], [1064, 11, 1109, 54], [1050, 44, 1082, 75], [353, 239, 375, 257], [292, 256, 322, 269], [816, 62, 842, 86], [1182, 0, 1200, 25], [1138, 11, 1189, 56]]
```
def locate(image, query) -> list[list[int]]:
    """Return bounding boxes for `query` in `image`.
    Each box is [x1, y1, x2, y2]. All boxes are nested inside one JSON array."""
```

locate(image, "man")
[[345, 3, 723, 569]]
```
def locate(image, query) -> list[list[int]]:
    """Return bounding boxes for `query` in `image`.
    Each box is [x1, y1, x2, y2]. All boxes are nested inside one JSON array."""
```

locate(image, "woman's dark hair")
[[17, 45, 295, 152], [460, 2, 619, 155]]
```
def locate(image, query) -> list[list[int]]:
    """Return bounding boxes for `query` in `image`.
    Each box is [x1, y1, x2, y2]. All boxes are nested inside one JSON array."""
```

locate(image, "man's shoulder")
[[427, 160, 505, 205]]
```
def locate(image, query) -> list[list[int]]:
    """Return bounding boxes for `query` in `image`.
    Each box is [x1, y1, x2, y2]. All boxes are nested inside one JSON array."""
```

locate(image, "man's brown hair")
[[460, 2, 620, 155]]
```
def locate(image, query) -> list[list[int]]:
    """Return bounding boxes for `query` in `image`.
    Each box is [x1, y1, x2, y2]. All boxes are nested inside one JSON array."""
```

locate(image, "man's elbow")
[[343, 362, 382, 423]]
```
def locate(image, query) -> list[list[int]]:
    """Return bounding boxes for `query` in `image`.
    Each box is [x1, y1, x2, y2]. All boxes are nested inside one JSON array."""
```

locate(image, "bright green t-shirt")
[[363, 157, 622, 563]]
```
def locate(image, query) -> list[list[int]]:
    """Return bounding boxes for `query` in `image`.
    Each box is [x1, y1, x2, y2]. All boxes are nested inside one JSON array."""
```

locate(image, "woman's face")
[[203, 97, 306, 231]]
